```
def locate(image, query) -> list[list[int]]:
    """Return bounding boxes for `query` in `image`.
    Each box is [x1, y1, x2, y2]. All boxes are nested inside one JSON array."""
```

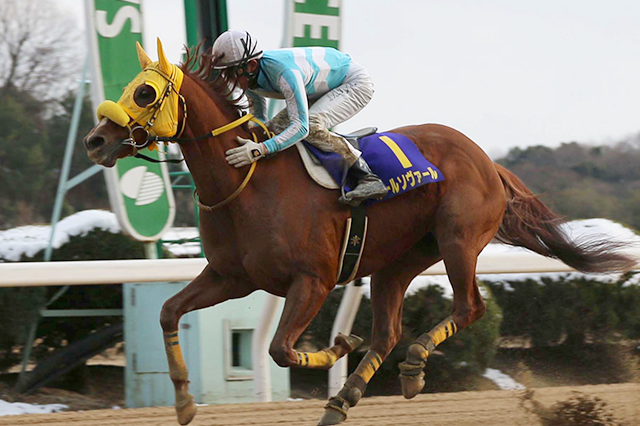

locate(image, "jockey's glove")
[[225, 136, 268, 168]]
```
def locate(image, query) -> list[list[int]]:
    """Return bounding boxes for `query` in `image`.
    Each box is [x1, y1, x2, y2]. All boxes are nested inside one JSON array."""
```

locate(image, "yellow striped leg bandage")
[[352, 350, 383, 384], [334, 350, 384, 407], [164, 331, 188, 381], [296, 348, 339, 369], [413, 316, 458, 361], [427, 316, 458, 346]]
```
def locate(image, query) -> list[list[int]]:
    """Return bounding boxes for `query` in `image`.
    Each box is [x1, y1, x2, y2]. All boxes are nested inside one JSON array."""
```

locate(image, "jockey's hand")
[[225, 137, 268, 168]]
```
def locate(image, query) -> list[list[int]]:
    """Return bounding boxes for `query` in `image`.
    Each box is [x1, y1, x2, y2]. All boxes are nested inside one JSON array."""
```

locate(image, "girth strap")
[[336, 206, 368, 284]]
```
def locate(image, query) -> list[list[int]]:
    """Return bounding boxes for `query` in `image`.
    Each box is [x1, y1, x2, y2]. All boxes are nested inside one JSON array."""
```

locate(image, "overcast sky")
[[60, 0, 640, 158]]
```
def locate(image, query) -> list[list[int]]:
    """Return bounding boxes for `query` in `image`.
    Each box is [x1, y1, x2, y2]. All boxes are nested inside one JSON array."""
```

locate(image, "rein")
[[120, 63, 273, 211], [132, 113, 268, 165], [150, 112, 258, 144], [135, 113, 270, 210], [193, 114, 272, 211]]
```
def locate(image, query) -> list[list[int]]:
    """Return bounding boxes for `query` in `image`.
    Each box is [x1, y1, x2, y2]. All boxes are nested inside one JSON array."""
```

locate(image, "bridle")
[[120, 67, 187, 152]]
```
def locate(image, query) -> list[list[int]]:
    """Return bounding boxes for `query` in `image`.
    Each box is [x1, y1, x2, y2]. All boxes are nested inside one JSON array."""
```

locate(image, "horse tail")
[[493, 163, 636, 273]]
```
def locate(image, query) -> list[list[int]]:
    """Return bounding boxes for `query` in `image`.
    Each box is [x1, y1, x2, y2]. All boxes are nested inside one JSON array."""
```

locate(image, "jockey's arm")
[[246, 91, 268, 123], [262, 69, 309, 154]]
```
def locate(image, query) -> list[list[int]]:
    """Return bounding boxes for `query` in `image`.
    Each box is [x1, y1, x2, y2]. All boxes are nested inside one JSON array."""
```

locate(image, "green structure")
[[183, 0, 228, 50], [287, 0, 341, 48], [87, 0, 176, 241], [268, 0, 343, 117]]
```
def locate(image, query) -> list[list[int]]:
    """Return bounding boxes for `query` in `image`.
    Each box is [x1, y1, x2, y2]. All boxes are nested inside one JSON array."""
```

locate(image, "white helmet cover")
[[212, 30, 263, 69]]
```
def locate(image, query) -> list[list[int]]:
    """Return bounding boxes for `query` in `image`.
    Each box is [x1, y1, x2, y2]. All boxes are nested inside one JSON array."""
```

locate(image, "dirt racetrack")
[[0, 383, 638, 426]]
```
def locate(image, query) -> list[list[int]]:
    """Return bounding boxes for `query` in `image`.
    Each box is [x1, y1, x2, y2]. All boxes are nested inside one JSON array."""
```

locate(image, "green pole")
[[183, 0, 199, 49], [216, 0, 228, 34], [44, 58, 89, 262], [19, 59, 89, 387]]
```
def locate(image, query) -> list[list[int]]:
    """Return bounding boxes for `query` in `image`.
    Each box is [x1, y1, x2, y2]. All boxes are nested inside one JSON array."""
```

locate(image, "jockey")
[[212, 29, 388, 207]]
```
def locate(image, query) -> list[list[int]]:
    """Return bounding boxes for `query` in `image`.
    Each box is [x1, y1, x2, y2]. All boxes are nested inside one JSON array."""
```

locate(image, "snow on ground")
[[162, 227, 201, 257], [483, 368, 526, 390], [1, 213, 638, 289], [0, 400, 68, 416], [361, 218, 640, 299], [0, 210, 120, 261], [0, 210, 202, 261]]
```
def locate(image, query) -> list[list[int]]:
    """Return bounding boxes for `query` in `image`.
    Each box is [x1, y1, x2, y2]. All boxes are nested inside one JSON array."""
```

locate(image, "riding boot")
[[339, 157, 388, 207]]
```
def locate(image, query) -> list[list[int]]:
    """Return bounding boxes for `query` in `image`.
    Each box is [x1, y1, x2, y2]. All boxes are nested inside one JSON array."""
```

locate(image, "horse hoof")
[[317, 406, 347, 425], [176, 396, 197, 425], [335, 333, 364, 352], [399, 370, 425, 399], [318, 396, 350, 425]]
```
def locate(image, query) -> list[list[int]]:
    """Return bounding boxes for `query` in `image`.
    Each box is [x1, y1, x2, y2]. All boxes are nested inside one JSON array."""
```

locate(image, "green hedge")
[[302, 281, 503, 394], [485, 273, 640, 347], [0, 229, 145, 371]]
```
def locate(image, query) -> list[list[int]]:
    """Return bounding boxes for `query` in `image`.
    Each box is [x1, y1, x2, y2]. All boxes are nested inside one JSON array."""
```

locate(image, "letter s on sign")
[[96, 5, 142, 38]]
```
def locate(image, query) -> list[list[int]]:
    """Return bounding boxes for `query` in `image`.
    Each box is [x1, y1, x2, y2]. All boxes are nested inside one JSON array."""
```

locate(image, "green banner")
[[268, 0, 342, 118], [287, 0, 341, 48], [86, 0, 175, 241], [183, 0, 229, 51]]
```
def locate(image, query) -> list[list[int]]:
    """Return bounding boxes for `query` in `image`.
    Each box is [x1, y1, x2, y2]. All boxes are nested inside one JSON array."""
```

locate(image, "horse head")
[[84, 38, 184, 167]]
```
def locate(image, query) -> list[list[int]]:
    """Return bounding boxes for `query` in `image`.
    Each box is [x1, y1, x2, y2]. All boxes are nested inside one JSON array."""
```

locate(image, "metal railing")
[[2, 249, 639, 401], [5, 250, 640, 287]]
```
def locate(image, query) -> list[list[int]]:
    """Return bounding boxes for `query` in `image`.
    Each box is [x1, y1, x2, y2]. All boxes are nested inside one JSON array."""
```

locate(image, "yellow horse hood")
[[96, 39, 184, 146]]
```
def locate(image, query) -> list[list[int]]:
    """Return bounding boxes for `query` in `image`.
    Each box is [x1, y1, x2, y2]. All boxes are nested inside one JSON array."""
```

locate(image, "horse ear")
[[136, 42, 152, 69], [157, 38, 172, 74]]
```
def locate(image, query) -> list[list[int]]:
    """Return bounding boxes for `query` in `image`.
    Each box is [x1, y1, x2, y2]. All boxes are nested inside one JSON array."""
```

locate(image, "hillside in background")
[[496, 134, 640, 231], [2, 77, 639, 232]]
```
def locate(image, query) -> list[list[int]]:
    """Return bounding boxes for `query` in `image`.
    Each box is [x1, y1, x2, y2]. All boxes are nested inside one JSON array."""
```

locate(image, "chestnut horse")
[[84, 40, 635, 425]]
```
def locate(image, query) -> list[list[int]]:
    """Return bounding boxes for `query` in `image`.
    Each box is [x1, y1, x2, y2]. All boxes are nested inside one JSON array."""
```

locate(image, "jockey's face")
[[236, 60, 259, 91]]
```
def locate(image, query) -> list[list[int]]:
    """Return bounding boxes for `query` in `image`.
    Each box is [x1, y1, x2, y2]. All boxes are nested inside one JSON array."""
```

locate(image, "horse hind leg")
[[398, 317, 458, 399], [319, 237, 441, 425], [399, 237, 488, 399]]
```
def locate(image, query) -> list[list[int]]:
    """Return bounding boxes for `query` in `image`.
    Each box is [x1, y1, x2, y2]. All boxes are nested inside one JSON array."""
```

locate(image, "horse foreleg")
[[268, 274, 357, 370], [162, 331, 195, 425], [320, 239, 441, 425], [399, 239, 486, 399], [160, 266, 256, 425]]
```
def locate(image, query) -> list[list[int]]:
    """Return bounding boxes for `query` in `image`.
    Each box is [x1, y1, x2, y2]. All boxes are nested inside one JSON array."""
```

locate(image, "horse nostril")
[[85, 135, 105, 150]]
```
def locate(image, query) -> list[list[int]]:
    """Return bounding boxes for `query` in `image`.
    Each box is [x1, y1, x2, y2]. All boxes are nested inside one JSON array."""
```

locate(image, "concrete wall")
[[124, 282, 289, 408]]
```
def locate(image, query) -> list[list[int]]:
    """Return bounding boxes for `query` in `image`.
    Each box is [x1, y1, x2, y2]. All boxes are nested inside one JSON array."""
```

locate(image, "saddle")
[[296, 126, 446, 283], [294, 127, 378, 190], [297, 127, 444, 203]]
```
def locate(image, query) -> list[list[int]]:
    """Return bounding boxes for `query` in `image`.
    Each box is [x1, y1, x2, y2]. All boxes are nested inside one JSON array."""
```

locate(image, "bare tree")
[[0, 0, 81, 100]]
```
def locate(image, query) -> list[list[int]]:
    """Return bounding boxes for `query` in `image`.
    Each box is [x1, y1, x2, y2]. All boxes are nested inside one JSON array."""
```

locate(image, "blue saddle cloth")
[[303, 131, 445, 205]]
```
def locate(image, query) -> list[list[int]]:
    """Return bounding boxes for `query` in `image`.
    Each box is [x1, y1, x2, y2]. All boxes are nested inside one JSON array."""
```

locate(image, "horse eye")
[[134, 84, 157, 107]]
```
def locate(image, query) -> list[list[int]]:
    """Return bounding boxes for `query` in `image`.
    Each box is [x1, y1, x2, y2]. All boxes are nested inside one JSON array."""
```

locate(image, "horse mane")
[[180, 44, 248, 120]]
